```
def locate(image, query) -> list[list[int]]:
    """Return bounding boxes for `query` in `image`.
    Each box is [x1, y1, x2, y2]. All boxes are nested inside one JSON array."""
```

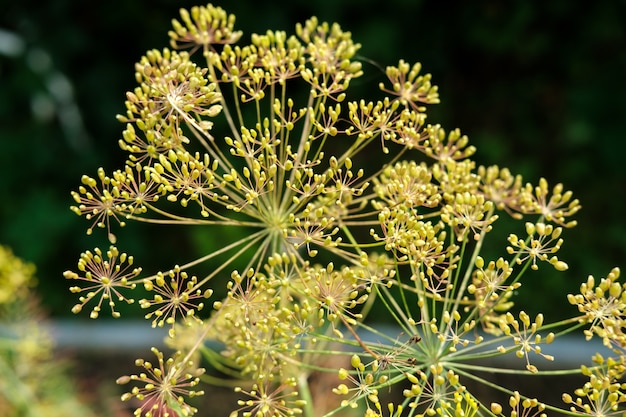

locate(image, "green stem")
[[451, 360, 583, 376], [451, 207, 494, 316], [297, 371, 315, 417]]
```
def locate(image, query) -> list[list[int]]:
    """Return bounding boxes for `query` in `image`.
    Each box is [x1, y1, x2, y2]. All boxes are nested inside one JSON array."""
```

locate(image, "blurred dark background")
[[1, 0, 624, 320]]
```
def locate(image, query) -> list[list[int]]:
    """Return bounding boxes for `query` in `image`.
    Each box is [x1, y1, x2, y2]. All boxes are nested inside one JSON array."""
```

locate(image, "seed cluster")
[[64, 4, 621, 417]]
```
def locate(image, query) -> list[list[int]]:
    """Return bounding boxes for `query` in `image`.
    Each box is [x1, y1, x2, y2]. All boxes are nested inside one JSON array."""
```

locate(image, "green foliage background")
[[1, 0, 624, 319]]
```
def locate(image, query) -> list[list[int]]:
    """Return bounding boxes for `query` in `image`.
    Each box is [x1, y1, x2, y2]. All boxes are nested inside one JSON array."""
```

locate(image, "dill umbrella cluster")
[[64, 4, 623, 417]]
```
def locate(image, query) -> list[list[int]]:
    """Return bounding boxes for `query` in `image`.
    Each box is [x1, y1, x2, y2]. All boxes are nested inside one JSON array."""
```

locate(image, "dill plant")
[[0, 246, 97, 417], [64, 4, 625, 417]]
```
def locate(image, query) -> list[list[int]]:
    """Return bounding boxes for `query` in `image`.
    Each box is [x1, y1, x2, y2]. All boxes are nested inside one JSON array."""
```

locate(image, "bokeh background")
[[1, 0, 625, 321]]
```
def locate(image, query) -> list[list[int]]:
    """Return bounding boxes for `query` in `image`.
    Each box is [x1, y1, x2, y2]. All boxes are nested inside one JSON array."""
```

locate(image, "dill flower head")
[[118, 347, 205, 417], [66, 4, 616, 417], [63, 246, 140, 318], [568, 267, 625, 348]]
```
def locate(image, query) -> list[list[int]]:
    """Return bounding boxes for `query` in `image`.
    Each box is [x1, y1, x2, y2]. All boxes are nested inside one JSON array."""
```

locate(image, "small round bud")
[[491, 402, 503, 414]]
